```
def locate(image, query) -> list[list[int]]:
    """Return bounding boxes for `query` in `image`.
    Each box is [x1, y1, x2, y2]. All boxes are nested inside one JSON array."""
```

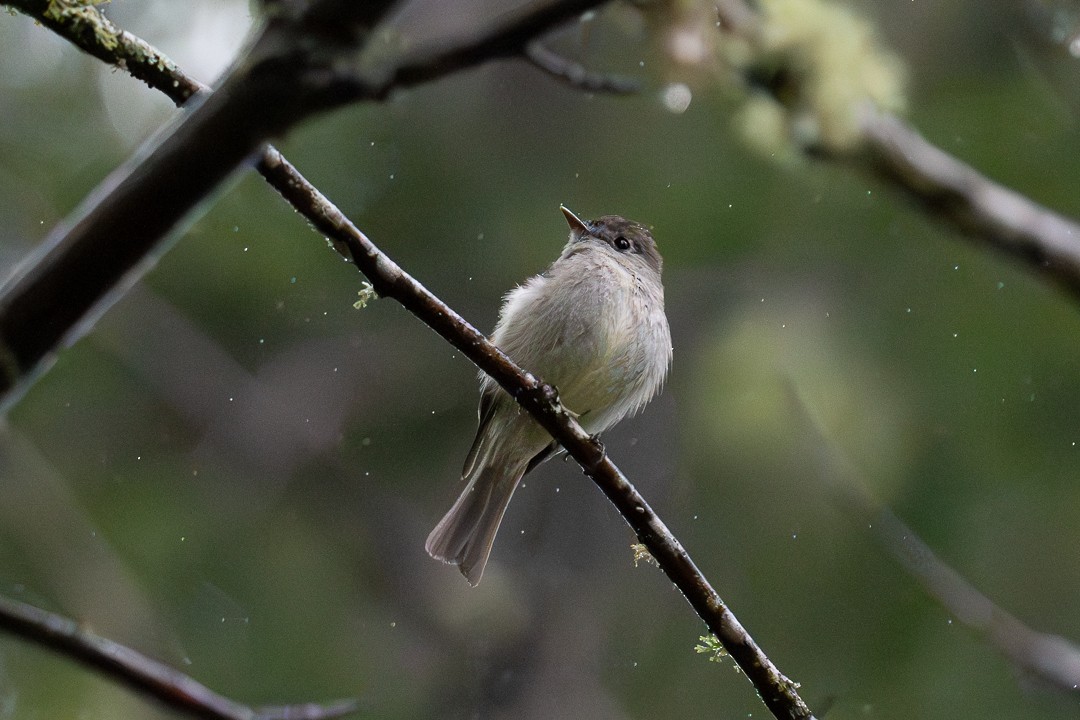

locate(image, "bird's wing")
[[461, 386, 499, 478]]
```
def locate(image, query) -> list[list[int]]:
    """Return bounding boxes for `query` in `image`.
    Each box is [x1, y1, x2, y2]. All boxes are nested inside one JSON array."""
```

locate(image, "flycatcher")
[[426, 206, 672, 585]]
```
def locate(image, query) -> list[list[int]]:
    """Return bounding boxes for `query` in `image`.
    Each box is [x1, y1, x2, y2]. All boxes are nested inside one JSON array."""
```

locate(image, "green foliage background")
[[2, 1, 1080, 718]]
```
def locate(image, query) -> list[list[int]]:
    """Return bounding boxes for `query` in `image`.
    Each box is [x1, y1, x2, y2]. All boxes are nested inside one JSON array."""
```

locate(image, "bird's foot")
[[588, 434, 606, 460]]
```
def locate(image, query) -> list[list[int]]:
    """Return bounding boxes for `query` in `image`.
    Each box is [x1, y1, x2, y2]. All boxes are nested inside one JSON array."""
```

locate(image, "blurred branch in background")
[[698, 0, 1080, 302], [0, 424, 179, 658], [789, 385, 1080, 697], [0, 0, 603, 406], [857, 107, 1080, 301], [0, 0, 404, 407], [0, 3, 817, 719], [524, 40, 641, 93], [0, 593, 358, 720], [700, 0, 1080, 682]]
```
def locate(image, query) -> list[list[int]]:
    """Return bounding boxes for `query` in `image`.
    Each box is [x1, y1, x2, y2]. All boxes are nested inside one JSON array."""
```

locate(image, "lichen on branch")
[[667, 0, 907, 158]]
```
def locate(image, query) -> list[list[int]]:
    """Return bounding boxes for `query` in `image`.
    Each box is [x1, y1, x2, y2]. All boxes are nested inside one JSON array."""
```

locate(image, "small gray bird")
[[425, 206, 672, 585]]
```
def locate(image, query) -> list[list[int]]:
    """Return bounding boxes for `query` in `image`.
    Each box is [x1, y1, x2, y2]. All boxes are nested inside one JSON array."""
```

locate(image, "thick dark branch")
[[0, 75, 269, 406], [857, 107, 1080, 301], [0, 594, 358, 720], [0, 0, 604, 405]]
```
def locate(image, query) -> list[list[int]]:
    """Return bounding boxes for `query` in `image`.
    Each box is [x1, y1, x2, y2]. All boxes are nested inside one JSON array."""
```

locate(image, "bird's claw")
[[589, 435, 606, 459]]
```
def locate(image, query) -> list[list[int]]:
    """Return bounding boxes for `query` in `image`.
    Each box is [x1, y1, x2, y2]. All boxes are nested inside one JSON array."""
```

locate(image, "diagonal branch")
[[4, 0, 204, 104], [371, 0, 606, 94], [1, 6, 816, 719], [711, 0, 1080, 305], [259, 147, 816, 720], [857, 106, 1080, 301], [0, 594, 358, 720], [0, 0, 607, 406]]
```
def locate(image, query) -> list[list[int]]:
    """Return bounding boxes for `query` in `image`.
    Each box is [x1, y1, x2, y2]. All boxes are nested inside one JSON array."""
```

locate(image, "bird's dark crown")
[[578, 214, 663, 275]]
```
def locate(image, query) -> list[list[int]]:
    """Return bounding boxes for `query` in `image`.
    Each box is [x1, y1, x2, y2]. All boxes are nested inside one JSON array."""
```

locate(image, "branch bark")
[[0, 594, 358, 720]]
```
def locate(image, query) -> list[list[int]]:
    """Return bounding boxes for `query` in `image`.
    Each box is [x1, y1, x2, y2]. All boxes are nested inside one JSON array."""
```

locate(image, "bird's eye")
[[613, 236, 632, 251]]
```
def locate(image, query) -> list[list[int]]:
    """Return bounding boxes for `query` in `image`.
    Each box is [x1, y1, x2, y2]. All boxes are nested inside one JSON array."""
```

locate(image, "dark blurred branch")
[[524, 41, 640, 93], [857, 106, 1080, 300], [377, 0, 605, 92], [0, 594, 358, 720], [711, 0, 1080, 304], [869, 508, 1080, 694], [0, 0, 605, 407], [789, 386, 1080, 696], [1, 5, 815, 720]]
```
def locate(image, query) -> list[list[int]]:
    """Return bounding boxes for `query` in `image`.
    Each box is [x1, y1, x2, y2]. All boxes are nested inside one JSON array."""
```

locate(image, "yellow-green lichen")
[[353, 282, 377, 309], [630, 543, 660, 568], [722, 0, 907, 156], [44, 0, 118, 50], [694, 633, 729, 663]]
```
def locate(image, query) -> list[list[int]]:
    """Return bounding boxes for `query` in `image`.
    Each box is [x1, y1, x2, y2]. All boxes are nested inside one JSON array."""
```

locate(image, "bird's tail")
[[425, 459, 525, 586]]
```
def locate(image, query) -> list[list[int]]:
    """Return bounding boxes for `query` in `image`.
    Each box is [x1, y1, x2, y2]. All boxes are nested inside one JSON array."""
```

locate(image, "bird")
[[425, 206, 672, 585]]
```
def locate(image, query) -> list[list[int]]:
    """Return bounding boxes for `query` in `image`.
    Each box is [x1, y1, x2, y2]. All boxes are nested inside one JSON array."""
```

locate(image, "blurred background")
[[2, 0, 1080, 718]]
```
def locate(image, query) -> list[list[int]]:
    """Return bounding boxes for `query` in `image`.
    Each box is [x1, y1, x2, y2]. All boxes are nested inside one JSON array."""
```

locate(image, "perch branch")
[[0, 593, 358, 720], [259, 147, 815, 719]]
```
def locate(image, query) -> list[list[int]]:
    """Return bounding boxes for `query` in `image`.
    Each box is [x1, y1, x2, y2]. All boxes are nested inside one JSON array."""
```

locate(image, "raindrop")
[[660, 83, 692, 114]]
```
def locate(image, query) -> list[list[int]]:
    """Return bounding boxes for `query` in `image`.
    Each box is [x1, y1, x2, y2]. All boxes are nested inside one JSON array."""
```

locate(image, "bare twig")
[[370, 0, 606, 94], [0, 594, 358, 720], [524, 41, 640, 93], [1, 5, 816, 719], [789, 385, 1080, 696]]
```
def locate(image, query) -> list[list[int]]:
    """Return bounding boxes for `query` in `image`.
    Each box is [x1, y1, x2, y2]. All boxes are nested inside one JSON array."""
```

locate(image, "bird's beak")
[[560, 205, 590, 237]]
